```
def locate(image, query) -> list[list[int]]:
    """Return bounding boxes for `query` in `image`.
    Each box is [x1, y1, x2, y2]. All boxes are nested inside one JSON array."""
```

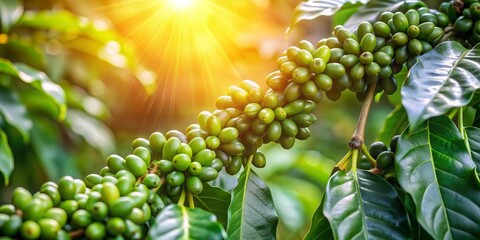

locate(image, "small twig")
[[361, 144, 377, 167], [69, 229, 84, 238], [350, 82, 377, 149], [177, 185, 186, 206]]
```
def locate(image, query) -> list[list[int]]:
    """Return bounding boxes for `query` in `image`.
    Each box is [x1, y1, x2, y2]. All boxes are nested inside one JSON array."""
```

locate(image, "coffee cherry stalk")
[[0, 1, 473, 238]]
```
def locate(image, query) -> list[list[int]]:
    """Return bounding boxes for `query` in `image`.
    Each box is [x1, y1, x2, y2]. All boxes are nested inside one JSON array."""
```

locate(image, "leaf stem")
[[350, 82, 377, 149], [351, 149, 359, 174], [361, 144, 377, 167], [188, 191, 194, 208], [177, 185, 186, 206]]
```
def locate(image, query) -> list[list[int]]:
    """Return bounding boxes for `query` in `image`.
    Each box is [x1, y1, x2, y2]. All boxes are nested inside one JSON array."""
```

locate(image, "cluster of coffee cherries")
[[440, 0, 480, 46], [358, 135, 400, 182], [271, 4, 445, 102]]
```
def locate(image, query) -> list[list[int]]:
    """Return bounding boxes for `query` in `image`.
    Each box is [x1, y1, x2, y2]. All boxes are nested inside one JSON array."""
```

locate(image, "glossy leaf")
[[193, 183, 231, 228], [344, 0, 404, 30], [148, 204, 227, 240], [304, 198, 333, 240], [288, 0, 368, 32], [323, 170, 411, 240], [14, 63, 66, 120], [378, 106, 407, 144], [0, 129, 13, 185], [0, 59, 66, 120], [227, 163, 278, 240], [64, 109, 115, 157], [0, 0, 23, 33], [396, 115, 480, 239], [0, 88, 32, 142], [466, 126, 480, 173], [402, 41, 480, 130]]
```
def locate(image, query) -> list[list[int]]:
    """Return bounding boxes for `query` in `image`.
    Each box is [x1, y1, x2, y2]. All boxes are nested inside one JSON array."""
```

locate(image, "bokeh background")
[[0, 0, 393, 238]]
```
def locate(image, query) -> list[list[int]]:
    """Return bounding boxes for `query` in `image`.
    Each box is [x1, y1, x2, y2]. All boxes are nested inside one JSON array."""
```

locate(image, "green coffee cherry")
[[295, 49, 313, 67], [134, 147, 151, 166], [85, 222, 106, 240], [20, 220, 41, 239], [344, 38, 361, 55], [252, 152, 267, 168], [107, 217, 126, 235], [393, 12, 409, 32], [186, 176, 203, 195], [377, 151, 395, 169], [110, 197, 135, 218], [132, 138, 150, 149], [1, 215, 21, 237], [226, 156, 242, 175], [314, 74, 333, 92], [44, 208, 68, 227], [198, 167, 218, 182], [313, 45, 331, 63], [172, 153, 192, 171], [149, 132, 166, 154], [369, 141, 388, 159], [126, 154, 148, 177], [163, 137, 181, 160], [12, 187, 32, 211]]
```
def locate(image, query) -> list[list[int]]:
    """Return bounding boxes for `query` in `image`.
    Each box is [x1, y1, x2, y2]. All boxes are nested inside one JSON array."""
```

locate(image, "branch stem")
[[188, 191, 195, 208], [177, 185, 186, 206], [350, 82, 377, 149], [361, 144, 377, 167]]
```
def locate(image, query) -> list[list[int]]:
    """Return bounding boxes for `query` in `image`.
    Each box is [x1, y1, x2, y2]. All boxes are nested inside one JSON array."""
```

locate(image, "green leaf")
[[465, 126, 480, 173], [344, 0, 405, 30], [0, 128, 13, 185], [0, 59, 66, 120], [288, 0, 368, 32], [148, 204, 227, 240], [304, 198, 333, 240], [323, 170, 411, 240], [402, 41, 480, 130], [30, 117, 79, 180], [331, 2, 364, 27], [193, 183, 231, 228], [396, 115, 480, 239], [378, 106, 407, 144], [0, 88, 32, 142], [227, 163, 278, 240], [0, 0, 23, 33], [64, 110, 115, 157], [13, 63, 66, 120]]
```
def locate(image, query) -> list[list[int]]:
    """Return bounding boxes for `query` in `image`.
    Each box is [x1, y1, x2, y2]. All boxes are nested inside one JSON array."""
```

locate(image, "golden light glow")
[[102, 0, 275, 128], [169, 0, 194, 10]]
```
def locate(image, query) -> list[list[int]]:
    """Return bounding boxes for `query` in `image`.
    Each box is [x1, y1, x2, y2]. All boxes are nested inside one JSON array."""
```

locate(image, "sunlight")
[[169, 0, 194, 10], [102, 0, 258, 126]]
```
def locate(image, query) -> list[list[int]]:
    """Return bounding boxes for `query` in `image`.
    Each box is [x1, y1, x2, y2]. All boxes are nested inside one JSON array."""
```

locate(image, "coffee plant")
[[1, 0, 480, 239]]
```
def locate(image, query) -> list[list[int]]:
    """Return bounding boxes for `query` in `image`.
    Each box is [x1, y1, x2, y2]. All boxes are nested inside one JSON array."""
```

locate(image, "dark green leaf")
[[148, 204, 227, 240], [0, 0, 23, 33], [0, 88, 32, 142], [402, 41, 480, 130], [466, 127, 480, 173], [0, 128, 13, 185], [304, 198, 333, 240], [30, 117, 79, 180], [288, 0, 368, 32], [396, 115, 480, 239], [323, 170, 411, 240], [64, 110, 115, 157], [378, 106, 407, 144], [227, 163, 278, 240], [193, 183, 231, 228], [331, 2, 364, 27], [344, 0, 405, 30]]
